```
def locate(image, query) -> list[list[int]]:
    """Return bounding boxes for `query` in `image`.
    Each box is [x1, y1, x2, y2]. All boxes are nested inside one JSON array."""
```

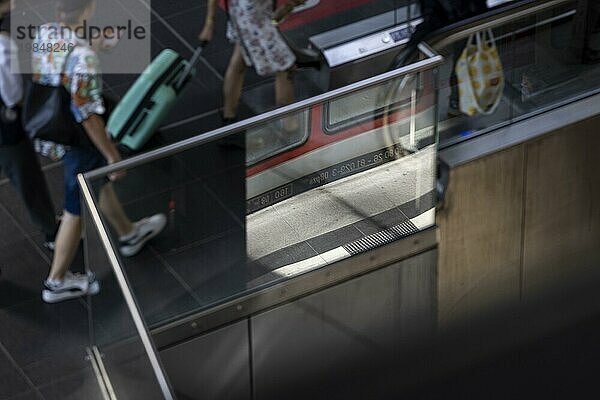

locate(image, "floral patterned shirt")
[[31, 23, 105, 123]]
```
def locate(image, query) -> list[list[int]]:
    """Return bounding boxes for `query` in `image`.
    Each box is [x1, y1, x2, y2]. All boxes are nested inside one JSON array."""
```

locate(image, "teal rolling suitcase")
[[108, 46, 204, 152]]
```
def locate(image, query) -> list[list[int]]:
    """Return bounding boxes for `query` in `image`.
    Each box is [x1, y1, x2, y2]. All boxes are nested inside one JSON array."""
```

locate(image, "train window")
[[323, 74, 419, 134], [245, 109, 311, 166]]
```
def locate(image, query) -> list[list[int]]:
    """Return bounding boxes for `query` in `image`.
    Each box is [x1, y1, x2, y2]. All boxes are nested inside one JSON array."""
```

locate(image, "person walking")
[[31, 0, 166, 303], [199, 0, 309, 131]]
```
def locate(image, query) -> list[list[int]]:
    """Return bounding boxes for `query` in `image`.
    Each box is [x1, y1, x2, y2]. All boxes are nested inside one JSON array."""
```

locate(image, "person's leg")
[[45, 147, 91, 283], [43, 207, 100, 303], [47, 184, 139, 280], [64, 147, 165, 258], [223, 44, 248, 120], [47, 211, 81, 281], [0, 140, 57, 242], [275, 68, 295, 108], [275, 68, 298, 132], [99, 182, 134, 237]]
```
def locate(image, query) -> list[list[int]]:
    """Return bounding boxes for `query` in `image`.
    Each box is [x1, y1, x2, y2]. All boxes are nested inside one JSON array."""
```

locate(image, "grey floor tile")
[[396, 190, 435, 220], [0, 240, 50, 309], [353, 207, 410, 236], [114, 180, 242, 256], [1, 390, 41, 400], [240, 69, 322, 116], [100, 342, 169, 399], [161, 77, 222, 127], [117, 173, 244, 256], [37, 365, 104, 400], [306, 224, 365, 254], [163, 228, 246, 308], [175, 136, 245, 180], [0, 206, 25, 250], [109, 156, 196, 206], [0, 300, 90, 372], [88, 259, 197, 340], [85, 275, 140, 348], [161, 4, 220, 52], [21, 346, 92, 390], [248, 240, 319, 278], [150, 0, 206, 21], [0, 165, 62, 240], [156, 111, 223, 147], [0, 346, 33, 400], [150, 21, 194, 60], [102, 74, 139, 93]]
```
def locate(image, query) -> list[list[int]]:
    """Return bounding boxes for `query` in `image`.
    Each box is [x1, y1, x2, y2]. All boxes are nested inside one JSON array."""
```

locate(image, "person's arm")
[[0, 35, 23, 107], [82, 115, 125, 181], [81, 115, 121, 164], [199, 0, 218, 43], [70, 49, 124, 180], [273, 0, 307, 25]]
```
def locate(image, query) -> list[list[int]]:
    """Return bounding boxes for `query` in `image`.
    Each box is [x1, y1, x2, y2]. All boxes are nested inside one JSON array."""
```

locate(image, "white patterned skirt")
[[226, 0, 296, 76]]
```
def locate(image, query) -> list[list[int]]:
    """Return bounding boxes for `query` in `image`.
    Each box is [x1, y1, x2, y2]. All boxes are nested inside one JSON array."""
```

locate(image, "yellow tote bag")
[[456, 29, 505, 116]]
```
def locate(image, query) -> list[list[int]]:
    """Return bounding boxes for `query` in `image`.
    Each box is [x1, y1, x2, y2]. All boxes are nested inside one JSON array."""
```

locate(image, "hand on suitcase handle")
[[273, 0, 307, 25], [198, 25, 214, 43], [108, 169, 127, 182], [107, 155, 127, 182]]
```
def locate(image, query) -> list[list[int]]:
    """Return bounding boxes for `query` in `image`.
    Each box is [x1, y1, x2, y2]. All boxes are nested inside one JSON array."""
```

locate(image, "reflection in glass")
[[437, 1, 600, 147], [81, 50, 440, 348]]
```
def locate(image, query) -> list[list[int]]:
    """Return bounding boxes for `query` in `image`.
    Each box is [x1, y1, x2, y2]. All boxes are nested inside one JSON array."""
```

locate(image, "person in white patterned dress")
[[200, 0, 307, 129]]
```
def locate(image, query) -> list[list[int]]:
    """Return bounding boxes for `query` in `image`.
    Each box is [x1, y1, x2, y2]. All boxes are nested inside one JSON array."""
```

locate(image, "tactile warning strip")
[[343, 220, 419, 256]]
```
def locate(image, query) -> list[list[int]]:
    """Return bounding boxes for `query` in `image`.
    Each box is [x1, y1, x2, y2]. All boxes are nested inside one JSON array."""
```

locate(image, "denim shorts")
[[63, 146, 106, 216]]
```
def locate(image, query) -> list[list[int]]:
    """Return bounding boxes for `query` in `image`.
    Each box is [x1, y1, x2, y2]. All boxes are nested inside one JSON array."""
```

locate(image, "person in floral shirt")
[[31, 0, 166, 303], [32, 23, 105, 122]]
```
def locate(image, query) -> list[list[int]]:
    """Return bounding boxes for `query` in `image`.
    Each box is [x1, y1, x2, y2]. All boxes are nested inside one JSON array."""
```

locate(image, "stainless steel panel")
[[321, 20, 422, 69], [308, 4, 423, 90], [309, 4, 420, 50], [159, 320, 251, 400], [251, 250, 437, 400]]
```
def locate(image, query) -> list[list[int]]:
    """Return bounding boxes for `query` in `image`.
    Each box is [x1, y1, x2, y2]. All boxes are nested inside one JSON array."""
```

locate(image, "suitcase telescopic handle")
[[174, 42, 207, 92]]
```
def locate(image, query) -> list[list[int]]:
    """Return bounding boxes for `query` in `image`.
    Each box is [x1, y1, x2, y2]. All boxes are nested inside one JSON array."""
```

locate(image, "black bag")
[[22, 49, 84, 145]]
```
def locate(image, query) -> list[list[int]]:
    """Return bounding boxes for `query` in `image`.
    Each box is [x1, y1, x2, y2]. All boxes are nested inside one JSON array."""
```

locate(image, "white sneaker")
[[119, 214, 167, 257], [42, 271, 100, 304]]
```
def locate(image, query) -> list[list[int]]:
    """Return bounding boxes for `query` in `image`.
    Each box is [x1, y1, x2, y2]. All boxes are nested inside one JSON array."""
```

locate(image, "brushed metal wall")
[[160, 320, 251, 400], [251, 250, 437, 400], [157, 250, 437, 400]]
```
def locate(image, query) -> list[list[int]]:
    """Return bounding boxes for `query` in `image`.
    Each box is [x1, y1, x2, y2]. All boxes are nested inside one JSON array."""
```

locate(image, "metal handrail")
[[78, 174, 176, 400], [432, 0, 573, 50], [84, 45, 443, 179]]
